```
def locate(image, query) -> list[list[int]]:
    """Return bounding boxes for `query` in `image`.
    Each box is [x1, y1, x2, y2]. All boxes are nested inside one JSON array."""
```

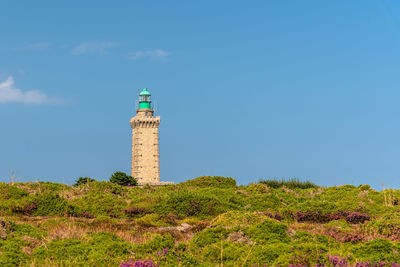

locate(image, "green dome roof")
[[139, 88, 151, 96]]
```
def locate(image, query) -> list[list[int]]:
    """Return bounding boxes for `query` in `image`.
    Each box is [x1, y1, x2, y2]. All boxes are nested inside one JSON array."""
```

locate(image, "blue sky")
[[1, 1, 400, 188]]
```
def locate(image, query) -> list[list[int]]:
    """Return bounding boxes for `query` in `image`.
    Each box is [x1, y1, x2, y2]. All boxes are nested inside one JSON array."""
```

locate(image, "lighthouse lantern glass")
[[139, 95, 150, 102]]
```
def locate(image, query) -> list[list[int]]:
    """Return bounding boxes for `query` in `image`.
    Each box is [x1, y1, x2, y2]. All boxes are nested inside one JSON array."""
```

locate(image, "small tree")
[[109, 171, 137, 186], [74, 177, 96, 187]]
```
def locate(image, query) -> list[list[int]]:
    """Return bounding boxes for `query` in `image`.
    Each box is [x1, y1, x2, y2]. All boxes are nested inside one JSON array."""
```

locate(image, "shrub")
[[211, 211, 267, 228], [295, 210, 370, 224], [181, 176, 237, 188], [32, 232, 134, 266], [344, 212, 370, 224], [9, 221, 47, 239], [109, 172, 137, 186], [10, 201, 38, 215], [31, 193, 75, 216], [259, 178, 318, 189], [76, 211, 95, 219], [358, 184, 371, 191], [10, 193, 74, 216], [264, 212, 283, 221], [365, 214, 400, 238], [0, 183, 29, 200], [124, 207, 153, 217], [28, 182, 69, 193], [136, 233, 175, 254], [247, 183, 268, 193], [244, 218, 290, 244], [249, 243, 292, 266], [0, 245, 29, 266], [120, 259, 158, 267], [351, 239, 400, 262], [295, 211, 330, 223], [73, 177, 96, 187], [71, 192, 125, 217], [155, 190, 225, 218], [0, 219, 46, 266], [88, 181, 128, 195], [191, 227, 232, 247]]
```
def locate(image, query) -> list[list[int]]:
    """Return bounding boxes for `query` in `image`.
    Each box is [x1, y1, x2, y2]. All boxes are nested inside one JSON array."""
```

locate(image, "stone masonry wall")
[[130, 109, 160, 184]]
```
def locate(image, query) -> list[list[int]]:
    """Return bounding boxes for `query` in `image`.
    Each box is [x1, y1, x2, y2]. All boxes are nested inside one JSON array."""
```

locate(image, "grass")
[[259, 178, 318, 190]]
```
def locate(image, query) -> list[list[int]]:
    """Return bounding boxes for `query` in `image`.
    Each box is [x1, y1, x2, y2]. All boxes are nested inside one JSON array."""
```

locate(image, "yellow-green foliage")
[[180, 176, 236, 188], [32, 232, 134, 266], [211, 211, 268, 227], [1, 177, 400, 266]]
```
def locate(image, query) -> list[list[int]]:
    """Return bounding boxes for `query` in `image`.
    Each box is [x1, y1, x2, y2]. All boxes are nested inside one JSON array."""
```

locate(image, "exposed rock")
[[286, 228, 296, 237], [0, 219, 11, 240], [156, 226, 177, 231], [21, 246, 33, 255], [0, 227, 6, 240], [177, 223, 192, 232], [157, 223, 192, 233], [227, 231, 254, 245], [192, 221, 210, 232], [22, 235, 41, 248]]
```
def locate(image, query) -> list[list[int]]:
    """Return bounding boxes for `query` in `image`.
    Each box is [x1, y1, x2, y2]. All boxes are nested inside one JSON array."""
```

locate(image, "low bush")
[[362, 214, 400, 239], [109, 172, 137, 186], [259, 178, 318, 189], [0, 219, 46, 266], [155, 190, 226, 218], [264, 212, 283, 221], [10, 200, 38, 215], [351, 238, 400, 262], [32, 193, 75, 216], [344, 212, 370, 224], [247, 183, 268, 193], [295, 211, 330, 223], [32, 232, 134, 266], [124, 207, 153, 217], [244, 218, 290, 244], [0, 183, 29, 200], [295, 210, 370, 224], [87, 181, 128, 195], [181, 176, 237, 188], [136, 233, 175, 255], [70, 192, 125, 217], [191, 227, 232, 248], [211, 211, 267, 228], [358, 184, 371, 191], [73, 177, 96, 187]]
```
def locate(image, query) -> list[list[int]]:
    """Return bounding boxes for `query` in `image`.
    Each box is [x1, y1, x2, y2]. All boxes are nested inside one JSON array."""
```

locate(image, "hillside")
[[1, 176, 400, 266]]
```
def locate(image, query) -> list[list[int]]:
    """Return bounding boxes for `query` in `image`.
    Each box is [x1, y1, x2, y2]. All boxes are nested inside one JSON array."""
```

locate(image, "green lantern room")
[[138, 88, 152, 109]]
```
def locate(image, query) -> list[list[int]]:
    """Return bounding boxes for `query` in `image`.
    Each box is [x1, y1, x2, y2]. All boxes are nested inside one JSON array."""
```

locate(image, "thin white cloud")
[[127, 49, 170, 60], [72, 42, 120, 55], [14, 42, 52, 51], [0, 76, 57, 104], [26, 42, 51, 50]]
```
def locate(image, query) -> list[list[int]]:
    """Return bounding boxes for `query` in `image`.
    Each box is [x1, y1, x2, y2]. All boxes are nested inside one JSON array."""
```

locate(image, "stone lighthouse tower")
[[130, 89, 172, 185]]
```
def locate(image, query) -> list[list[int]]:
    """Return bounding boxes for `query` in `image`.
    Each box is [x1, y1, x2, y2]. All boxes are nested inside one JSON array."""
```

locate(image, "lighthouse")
[[130, 88, 173, 185]]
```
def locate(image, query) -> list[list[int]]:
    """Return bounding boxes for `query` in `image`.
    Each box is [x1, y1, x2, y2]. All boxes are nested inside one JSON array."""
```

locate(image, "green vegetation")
[[259, 178, 318, 189], [109, 171, 137, 186], [73, 177, 96, 187], [0, 177, 400, 266]]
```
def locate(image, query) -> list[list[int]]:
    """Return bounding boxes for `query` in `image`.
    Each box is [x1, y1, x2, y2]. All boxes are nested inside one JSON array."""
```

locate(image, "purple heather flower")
[[162, 247, 168, 255]]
